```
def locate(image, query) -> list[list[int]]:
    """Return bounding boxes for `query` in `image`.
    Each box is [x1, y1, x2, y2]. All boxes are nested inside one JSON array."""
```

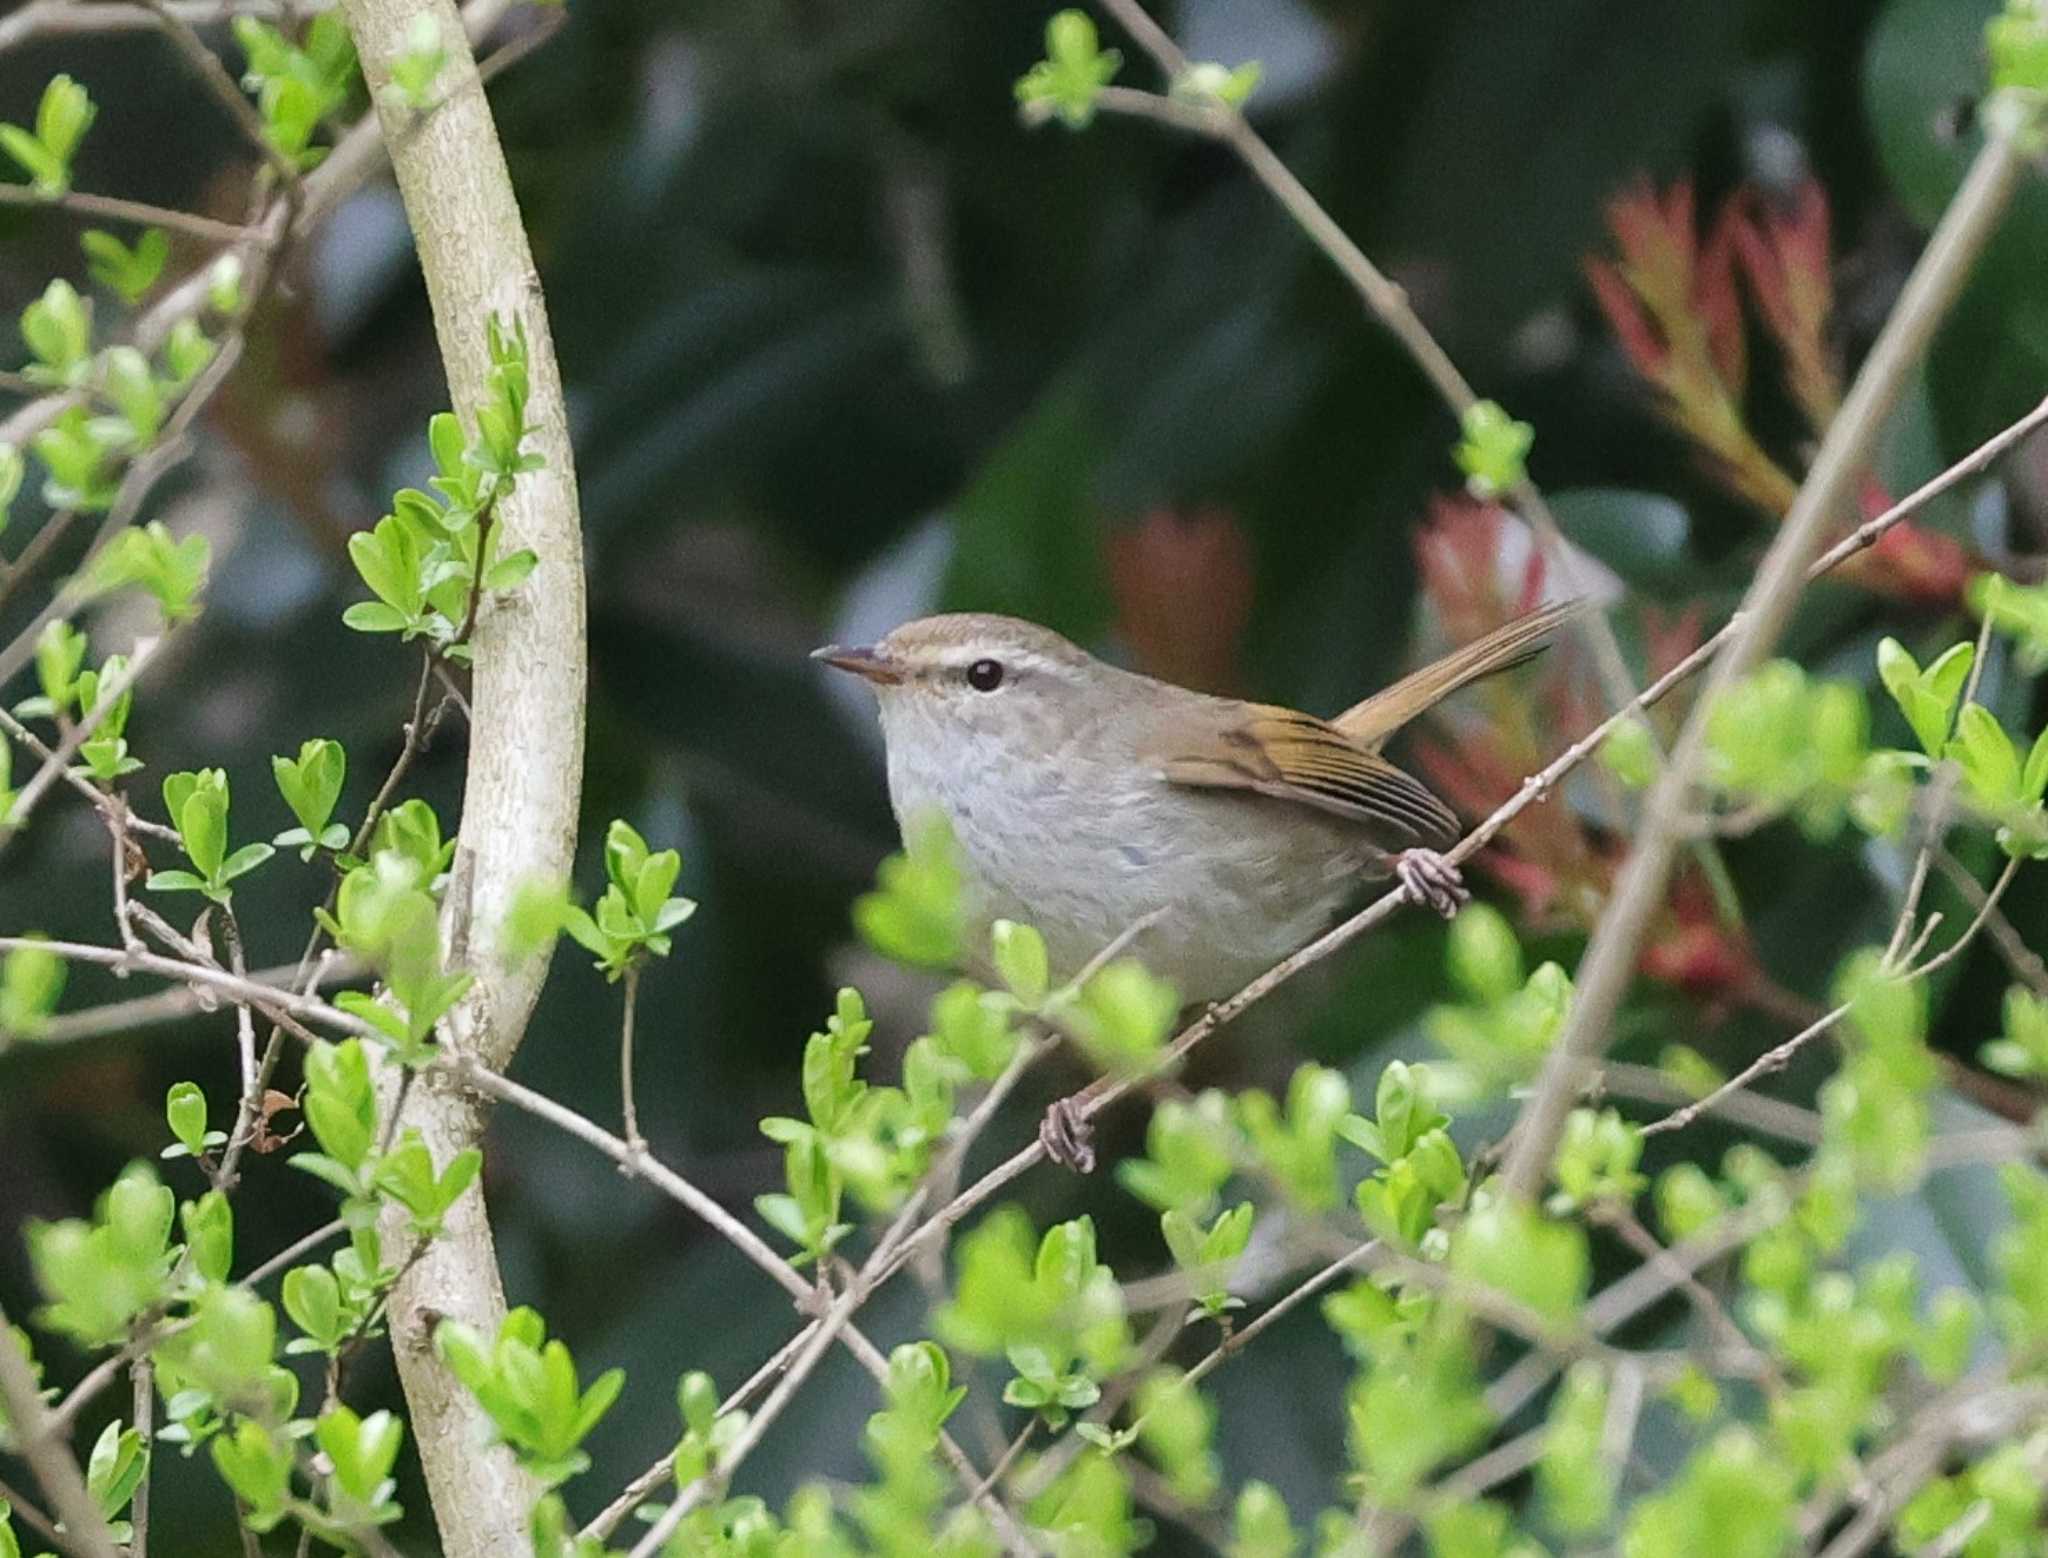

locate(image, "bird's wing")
[[1150, 701, 1459, 847], [1333, 598, 1585, 751]]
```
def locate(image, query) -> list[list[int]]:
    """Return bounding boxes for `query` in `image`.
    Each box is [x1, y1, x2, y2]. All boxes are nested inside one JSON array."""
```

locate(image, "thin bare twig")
[[1935, 846, 2048, 996], [1598, 1062, 1824, 1146], [137, 0, 308, 187], [619, 962, 645, 1154], [21, 953, 363, 1048], [1593, 1203, 1780, 1392], [0, 1475, 65, 1551], [447, 1057, 1038, 1552], [580, 1329, 814, 1543], [217, 907, 264, 1181], [129, 1356, 154, 1558], [1884, 607, 1994, 967], [971, 1420, 1038, 1503], [0, 638, 162, 845], [0, 934, 383, 1040], [0, 182, 256, 244], [241, 1218, 349, 1290], [1644, 851, 2025, 1139]]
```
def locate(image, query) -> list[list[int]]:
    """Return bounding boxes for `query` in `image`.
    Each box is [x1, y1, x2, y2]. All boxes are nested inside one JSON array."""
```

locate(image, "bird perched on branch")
[[816, 599, 1580, 1166]]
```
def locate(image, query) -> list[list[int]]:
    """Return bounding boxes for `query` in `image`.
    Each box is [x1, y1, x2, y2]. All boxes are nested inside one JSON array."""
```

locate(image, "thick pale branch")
[[1499, 125, 2033, 1201], [335, 0, 583, 1549], [0, 1304, 120, 1558]]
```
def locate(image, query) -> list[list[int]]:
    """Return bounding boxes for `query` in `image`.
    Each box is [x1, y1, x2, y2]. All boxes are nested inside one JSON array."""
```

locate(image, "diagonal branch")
[[1498, 121, 2035, 1201], [0, 1303, 121, 1558]]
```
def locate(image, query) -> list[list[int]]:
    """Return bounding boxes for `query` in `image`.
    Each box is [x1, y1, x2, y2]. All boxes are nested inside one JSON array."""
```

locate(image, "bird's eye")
[[966, 658, 1005, 692]]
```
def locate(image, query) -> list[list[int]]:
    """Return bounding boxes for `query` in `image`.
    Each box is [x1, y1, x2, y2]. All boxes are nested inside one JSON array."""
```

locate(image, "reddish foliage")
[[1641, 871, 1762, 1009], [1589, 175, 1972, 603], [1412, 494, 1543, 643], [1728, 182, 1836, 430], [1584, 179, 1747, 400], [1106, 506, 1256, 693], [1407, 507, 1761, 1003]]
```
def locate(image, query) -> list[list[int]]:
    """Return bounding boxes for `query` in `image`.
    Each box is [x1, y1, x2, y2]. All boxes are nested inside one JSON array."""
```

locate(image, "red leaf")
[[1105, 505, 1254, 692]]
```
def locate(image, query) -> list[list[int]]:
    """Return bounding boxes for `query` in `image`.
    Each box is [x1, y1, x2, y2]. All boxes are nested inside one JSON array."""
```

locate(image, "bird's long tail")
[[1333, 598, 1587, 752]]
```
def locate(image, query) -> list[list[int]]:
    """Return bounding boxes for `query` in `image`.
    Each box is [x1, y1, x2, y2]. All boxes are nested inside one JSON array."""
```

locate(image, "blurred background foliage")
[[3, 0, 2047, 1550]]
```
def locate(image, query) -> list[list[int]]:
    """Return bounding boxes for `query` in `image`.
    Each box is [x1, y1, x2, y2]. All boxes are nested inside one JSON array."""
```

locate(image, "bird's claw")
[[1039, 1096, 1096, 1174], [1396, 849, 1469, 919]]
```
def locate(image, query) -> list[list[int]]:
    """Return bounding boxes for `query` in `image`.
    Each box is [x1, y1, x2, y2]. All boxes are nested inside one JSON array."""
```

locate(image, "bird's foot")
[[1395, 849, 1469, 919], [1039, 1095, 1096, 1174]]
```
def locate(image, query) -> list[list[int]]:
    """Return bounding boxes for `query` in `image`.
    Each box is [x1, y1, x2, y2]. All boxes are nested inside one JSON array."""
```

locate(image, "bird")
[[815, 599, 1578, 1166]]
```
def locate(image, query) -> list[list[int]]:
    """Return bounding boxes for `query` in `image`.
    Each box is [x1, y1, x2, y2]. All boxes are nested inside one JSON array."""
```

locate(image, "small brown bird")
[[816, 600, 1578, 1162]]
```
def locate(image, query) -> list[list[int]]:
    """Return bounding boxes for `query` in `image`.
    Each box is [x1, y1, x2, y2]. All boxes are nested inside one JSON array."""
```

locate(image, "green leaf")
[[302, 1039, 376, 1172], [81, 228, 169, 304], [34, 75, 95, 172], [1877, 637, 1972, 757], [32, 407, 119, 508], [383, 11, 448, 109], [2023, 723, 2048, 803], [317, 1404, 404, 1503], [1621, 1428, 1795, 1558], [99, 345, 161, 445], [853, 813, 965, 968], [208, 253, 244, 316], [164, 1081, 208, 1156], [1060, 957, 1179, 1069], [1452, 1201, 1589, 1321], [482, 547, 538, 592], [21, 278, 93, 387], [282, 1264, 344, 1348], [210, 1421, 292, 1530], [1446, 904, 1523, 1002], [218, 841, 275, 885], [1990, 0, 2048, 92], [180, 1189, 233, 1283], [348, 514, 425, 617], [88, 521, 210, 621], [1454, 400, 1534, 499], [162, 768, 227, 879], [0, 441, 22, 537], [1600, 718, 1660, 793], [342, 600, 410, 634], [159, 317, 214, 389], [84, 1421, 145, 1524], [1173, 60, 1262, 108], [1231, 1482, 1298, 1558], [0, 126, 58, 194], [1948, 702, 2023, 808], [1014, 10, 1122, 129], [273, 738, 346, 839], [0, 75, 94, 194], [991, 918, 1049, 1007], [29, 619, 87, 720]]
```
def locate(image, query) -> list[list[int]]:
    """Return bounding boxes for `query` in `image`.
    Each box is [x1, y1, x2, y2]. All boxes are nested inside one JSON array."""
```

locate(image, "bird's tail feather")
[[1333, 598, 1588, 751]]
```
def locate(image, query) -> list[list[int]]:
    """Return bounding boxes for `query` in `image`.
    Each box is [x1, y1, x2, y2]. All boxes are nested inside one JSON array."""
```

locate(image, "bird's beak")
[[810, 644, 904, 686]]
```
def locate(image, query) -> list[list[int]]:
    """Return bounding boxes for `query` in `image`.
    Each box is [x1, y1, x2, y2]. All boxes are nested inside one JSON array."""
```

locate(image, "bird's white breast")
[[877, 697, 1371, 1003]]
